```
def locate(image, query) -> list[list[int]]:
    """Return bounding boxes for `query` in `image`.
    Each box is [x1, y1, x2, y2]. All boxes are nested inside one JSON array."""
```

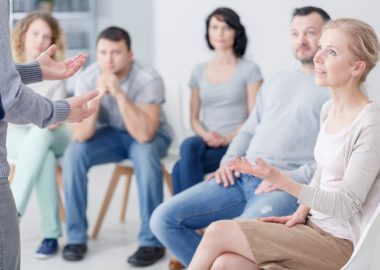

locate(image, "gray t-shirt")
[[75, 60, 172, 138], [221, 69, 329, 184], [189, 58, 263, 136]]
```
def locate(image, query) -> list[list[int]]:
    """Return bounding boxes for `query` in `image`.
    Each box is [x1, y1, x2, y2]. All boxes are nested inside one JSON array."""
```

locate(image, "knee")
[[30, 126, 53, 137], [179, 136, 203, 155], [62, 141, 89, 169], [150, 202, 173, 235], [210, 254, 234, 270], [204, 220, 232, 241], [131, 142, 158, 158], [45, 150, 55, 163], [130, 142, 161, 166]]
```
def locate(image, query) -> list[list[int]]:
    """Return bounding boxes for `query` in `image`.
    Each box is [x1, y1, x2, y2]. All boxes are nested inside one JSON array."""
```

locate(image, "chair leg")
[[162, 165, 173, 194], [91, 165, 123, 239], [55, 165, 66, 223], [119, 167, 133, 223]]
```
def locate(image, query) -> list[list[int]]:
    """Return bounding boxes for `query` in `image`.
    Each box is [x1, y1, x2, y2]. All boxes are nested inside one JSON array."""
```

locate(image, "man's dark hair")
[[205, 7, 248, 57], [292, 6, 331, 22], [97, 26, 131, 50]]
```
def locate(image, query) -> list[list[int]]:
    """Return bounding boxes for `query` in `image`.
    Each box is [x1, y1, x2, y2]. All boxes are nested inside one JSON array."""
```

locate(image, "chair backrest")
[[341, 203, 380, 270], [162, 80, 192, 155]]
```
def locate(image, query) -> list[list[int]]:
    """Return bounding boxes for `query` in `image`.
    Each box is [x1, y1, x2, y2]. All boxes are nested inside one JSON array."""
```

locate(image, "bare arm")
[[70, 105, 100, 142], [246, 80, 263, 113], [190, 88, 208, 138], [115, 92, 160, 143], [98, 72, 160, 143]]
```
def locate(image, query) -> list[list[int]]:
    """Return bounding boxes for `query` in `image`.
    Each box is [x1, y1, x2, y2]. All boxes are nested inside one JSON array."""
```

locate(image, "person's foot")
[[169, 257, 185, 270], [62, 244, 87, 261], [127, 246, 165, 267], [35, 239, 58, 259]]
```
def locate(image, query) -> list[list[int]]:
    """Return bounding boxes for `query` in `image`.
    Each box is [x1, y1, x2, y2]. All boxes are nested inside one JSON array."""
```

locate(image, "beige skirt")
[[238, 219, 353, 270]]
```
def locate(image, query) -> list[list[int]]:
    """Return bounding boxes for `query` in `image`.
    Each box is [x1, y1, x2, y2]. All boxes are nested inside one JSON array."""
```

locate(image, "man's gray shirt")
[[75, 60, 172, 139], [221, 69, 329, 184]]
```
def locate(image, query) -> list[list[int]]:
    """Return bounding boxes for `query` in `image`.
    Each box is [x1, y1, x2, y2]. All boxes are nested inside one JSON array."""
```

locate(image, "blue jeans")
[[63, 127, 171, 247], [172, 136, 227, 194], [150, 174, 298, 266]]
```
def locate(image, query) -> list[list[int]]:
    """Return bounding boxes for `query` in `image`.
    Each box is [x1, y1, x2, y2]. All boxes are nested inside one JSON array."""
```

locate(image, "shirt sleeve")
[[15, 62, 42, 85], [134, 77, 165, 104], [0, 1, 69, 125], [283, 162, 317, 185], [245, 61, 263, 85], [189, 64, 202, 89]]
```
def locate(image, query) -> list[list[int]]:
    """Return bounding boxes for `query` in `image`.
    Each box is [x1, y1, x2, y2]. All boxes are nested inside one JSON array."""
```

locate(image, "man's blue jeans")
[[150, 174, 298, 266], [172, 136, 227, 194], [63, 127, 171, 247]]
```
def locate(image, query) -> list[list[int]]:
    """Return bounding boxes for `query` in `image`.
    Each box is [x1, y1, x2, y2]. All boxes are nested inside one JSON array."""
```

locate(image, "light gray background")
[[95, 0, 380, 103]]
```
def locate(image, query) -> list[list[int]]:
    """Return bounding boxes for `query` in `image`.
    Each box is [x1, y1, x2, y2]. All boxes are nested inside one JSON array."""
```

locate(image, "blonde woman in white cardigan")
[[7, 12, 70, 259], [188, 18, 380, 270]]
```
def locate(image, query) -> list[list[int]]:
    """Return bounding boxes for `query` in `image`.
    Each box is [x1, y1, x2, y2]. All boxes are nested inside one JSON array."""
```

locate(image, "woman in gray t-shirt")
[[171, 7, 263, 195]]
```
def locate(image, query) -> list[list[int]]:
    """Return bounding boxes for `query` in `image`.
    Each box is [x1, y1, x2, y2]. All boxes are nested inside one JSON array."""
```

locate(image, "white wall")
[[152, 0, 380, 103], [96, 0, 154, 64]]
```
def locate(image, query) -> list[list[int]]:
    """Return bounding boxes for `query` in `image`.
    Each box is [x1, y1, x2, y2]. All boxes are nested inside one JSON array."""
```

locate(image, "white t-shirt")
[[310, 107, 368, 240]]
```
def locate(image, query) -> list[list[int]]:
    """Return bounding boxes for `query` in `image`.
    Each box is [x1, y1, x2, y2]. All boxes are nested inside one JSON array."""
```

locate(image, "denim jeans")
[[0, 178, 20, 270], [63, 127, 171, 247], [150, 174, 298, 266], [172, 136, 227, 194]]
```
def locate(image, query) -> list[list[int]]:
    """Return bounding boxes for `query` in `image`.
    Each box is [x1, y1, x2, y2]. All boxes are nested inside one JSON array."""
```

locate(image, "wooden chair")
[[91, 161, 172, 239], [8, 161, 66, 222], [91, 80, 188, 239]]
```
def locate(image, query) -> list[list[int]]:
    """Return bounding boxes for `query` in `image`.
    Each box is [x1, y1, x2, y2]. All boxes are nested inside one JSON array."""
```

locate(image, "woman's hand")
[[259, 205, 310, 227], [228, 157, 255, 175], [202, 131, 227, 148], [259, 213, 305, 227], [229, 157, 285, 186], [37, 44, 88, 80]]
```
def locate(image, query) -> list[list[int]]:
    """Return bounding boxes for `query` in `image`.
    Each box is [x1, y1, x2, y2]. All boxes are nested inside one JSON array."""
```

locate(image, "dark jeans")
[[172, 136, 228, 194]]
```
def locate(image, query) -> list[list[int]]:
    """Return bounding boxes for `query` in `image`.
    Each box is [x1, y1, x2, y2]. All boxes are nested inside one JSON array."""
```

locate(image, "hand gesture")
[[66, 91, 99, 123], [230, 157, 284, 186], [228, 157, 255, 175], [36, 44, 88, 80]]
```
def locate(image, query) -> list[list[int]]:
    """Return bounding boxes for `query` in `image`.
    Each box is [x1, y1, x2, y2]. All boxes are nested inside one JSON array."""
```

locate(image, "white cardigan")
[[298, 100, 380, 246]]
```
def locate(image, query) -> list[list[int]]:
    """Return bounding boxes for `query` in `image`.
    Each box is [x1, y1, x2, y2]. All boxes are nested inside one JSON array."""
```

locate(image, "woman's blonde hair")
[[12, 11, 66, 63], [324, 18, 379, 83]]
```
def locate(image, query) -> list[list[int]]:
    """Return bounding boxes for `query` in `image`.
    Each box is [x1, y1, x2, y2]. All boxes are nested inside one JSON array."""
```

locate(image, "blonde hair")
[[11, 11, 66, 63], [324, 18, 379, 83]]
